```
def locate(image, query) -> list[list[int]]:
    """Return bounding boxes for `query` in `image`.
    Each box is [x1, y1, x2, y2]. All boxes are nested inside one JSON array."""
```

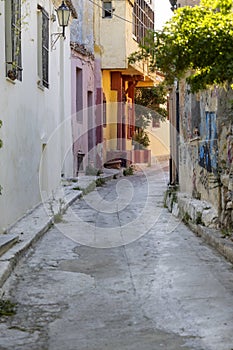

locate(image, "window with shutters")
[[38, 6, 49, 88], [102, 1, 112, 18], [5, 0, 23, 81]]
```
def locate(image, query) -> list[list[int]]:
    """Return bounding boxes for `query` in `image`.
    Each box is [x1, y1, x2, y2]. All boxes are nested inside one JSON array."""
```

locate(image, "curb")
[[165, 189, 233, 265], [188, 222, 233, 264], [0, 170, 119, 288]]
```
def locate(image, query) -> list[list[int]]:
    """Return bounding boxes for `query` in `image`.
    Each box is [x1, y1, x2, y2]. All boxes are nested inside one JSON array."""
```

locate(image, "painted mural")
[[199, 112, 218, 174]]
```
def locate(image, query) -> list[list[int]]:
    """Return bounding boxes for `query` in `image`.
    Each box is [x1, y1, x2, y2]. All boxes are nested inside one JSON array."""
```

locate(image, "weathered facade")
[[168, 0, 233, 229], [94, 0, 157, 165], [177, 83, 233, 228], [0, 0, 75, 232], [70, 0, 97, 174]]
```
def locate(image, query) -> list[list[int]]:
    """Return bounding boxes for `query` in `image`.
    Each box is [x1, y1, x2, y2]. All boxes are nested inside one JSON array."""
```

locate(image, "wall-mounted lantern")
[[169, 0, 177, 11], [51, 1, 71, 49]]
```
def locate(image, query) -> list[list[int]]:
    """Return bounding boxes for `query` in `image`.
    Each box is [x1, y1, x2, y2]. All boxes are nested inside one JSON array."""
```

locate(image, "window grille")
[[132, 0, 154, 44]]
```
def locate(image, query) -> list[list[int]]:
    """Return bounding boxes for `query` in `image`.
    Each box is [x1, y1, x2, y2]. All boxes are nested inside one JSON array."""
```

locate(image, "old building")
[[0, 0, 76, 232], [94, 0, 157, 166], [70, 0, 98, 175], [168, 0, 233, 228]]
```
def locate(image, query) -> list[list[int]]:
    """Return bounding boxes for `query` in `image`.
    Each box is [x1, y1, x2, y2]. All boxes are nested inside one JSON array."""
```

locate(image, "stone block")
[[221, 174, 229, 188], [202, 208, 218, 228], [226, 201, 233, 210], [172, 202, 179, 217]]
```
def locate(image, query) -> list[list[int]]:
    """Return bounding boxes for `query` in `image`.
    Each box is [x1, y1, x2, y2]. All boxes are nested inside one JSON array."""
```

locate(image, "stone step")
[[0, 234, 19, 258]]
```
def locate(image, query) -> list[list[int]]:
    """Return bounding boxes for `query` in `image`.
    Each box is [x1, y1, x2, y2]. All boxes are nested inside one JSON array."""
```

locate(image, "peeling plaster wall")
[[71, 49, 95, 175], [179, 81, 219, 209], [70, 0, 94, 53], [179, 80, 233, 227]]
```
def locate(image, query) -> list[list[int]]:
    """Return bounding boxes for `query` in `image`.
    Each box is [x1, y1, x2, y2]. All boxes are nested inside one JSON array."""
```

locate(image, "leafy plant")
[[85, 165, 102, 176], [133, 129, 150, 149], [196, 212, 204, 225], [73, 186, 81, 191], [82, 182, 96, 195], [95, 178, 105, 187], [129, 0, 233, 92], [133, 86, 168, 148], [183, 212, 191, 224], [123, 166, 134, 176], [0, 298, 17, 317], [48, 195, 65, 223], [221, 228, 232, 238]]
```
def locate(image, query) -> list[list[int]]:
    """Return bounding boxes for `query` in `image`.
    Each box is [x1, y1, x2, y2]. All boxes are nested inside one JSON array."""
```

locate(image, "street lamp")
[[169, 0, 177, 11], [56, 1, 71, 37], [51, 1, 71, 49]]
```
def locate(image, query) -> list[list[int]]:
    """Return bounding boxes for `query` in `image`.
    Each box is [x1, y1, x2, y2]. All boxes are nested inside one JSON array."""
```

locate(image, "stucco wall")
[[102, 71, 118, 152], [71, 49, 95, 174], [147, 120, 170, 161], [94, 0, 141, 70], [0, 0, 72, 232], [71, 0, 94, 53]]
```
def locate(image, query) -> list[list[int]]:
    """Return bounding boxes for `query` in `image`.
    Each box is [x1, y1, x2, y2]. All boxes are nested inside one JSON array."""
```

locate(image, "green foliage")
[[72, 186, 81, 191], [95, 178, 105, 187], [133, 129, 150, 149], [123, 166, 134, 176], [0, 298, 17, 317], [196, 212, 204, 225], [221, 228, 233, 237], [134, 85, 167, 129], [82, 182, 96, 195], [133, 85, 167, 148], [183, 212, 191, 224], [85, 165, 102, 176], [129, 0, 233, 92]]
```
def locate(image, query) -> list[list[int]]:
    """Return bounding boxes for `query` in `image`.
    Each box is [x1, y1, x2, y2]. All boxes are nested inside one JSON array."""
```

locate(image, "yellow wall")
[[94, 0, 127, 69], [147, 120, 170, 161], [94, 0, 151, 75], [102, 70, 118, 150]]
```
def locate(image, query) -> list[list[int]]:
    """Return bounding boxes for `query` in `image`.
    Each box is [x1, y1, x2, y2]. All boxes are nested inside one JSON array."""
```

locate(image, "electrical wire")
[[88, 0, 155, 31]]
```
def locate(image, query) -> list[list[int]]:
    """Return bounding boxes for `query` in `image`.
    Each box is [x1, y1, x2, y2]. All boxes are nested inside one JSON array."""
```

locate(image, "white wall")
[[0, 0, 73, 232]]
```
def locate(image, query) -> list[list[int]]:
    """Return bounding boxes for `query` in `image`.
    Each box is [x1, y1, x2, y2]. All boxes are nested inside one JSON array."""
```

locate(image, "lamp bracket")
[[51, 32, 64, 50]]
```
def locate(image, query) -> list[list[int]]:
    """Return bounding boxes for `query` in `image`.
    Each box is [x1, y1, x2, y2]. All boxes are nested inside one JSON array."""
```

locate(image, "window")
[[152, 118, 160, 128], [38, 6, 49, 88], [5, 0, 22, 81], [102, 1, 112, 18], [76, 68, 83, 123], [132, 0, 154, 44]]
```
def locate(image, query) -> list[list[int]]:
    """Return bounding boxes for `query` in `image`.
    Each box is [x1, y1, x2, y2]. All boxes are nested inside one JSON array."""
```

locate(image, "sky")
[[154, 0, 173, 30]]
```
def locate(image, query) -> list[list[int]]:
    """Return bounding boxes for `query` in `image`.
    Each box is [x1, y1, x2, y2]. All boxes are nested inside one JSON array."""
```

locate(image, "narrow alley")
[[0, 166, 232, 350]]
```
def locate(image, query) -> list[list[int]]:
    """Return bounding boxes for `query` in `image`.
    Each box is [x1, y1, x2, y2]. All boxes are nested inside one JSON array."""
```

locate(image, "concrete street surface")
[[0, 165, 232, 350]]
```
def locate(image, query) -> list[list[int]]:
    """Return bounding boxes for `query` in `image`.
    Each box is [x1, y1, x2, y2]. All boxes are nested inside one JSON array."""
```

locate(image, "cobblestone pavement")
[[0, 166, 233, 350]]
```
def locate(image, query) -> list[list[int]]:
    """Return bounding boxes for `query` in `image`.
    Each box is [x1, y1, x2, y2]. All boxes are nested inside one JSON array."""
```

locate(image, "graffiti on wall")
[[199, 168, 209, 193], [199, 112, 218, 174]]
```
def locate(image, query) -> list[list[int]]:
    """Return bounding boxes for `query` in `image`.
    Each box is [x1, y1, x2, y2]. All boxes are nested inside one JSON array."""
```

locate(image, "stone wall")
[[178, 81, 233, 229]]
